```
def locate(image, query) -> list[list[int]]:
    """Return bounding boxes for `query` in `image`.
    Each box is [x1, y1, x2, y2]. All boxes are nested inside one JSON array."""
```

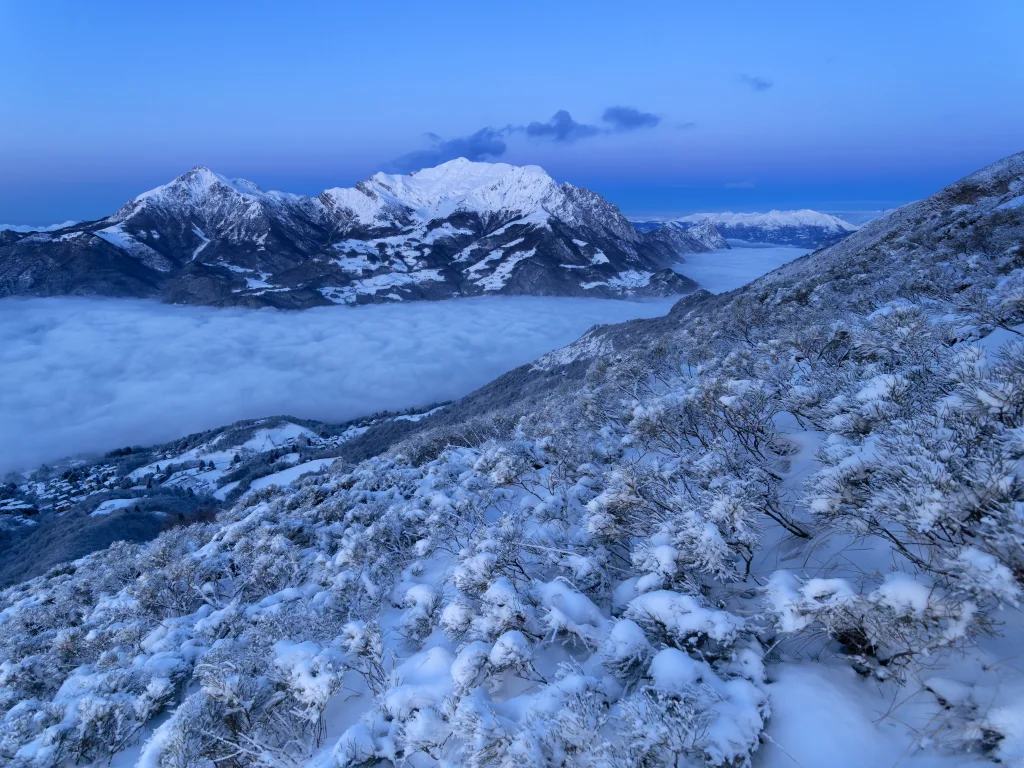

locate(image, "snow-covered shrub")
[[766, 571, 979, 679], [624, 590, 743, 652], [504, 670, 617, 767]]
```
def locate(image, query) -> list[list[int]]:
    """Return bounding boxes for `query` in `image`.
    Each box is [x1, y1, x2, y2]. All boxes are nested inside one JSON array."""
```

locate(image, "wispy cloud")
[[738, 73, 773, 91], [389, 106, 671, 172]]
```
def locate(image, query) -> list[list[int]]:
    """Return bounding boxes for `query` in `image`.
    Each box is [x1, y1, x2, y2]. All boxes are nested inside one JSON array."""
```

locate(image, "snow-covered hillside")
[[634, 209, 858, 248], [2, 151, 1024, 768], [0, 413, 437, 587], [0, 160, 709, 308]]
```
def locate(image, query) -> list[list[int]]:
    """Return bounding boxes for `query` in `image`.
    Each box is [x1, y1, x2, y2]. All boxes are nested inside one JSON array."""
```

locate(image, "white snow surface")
[[248, 458, 337, 491], [89, 498, 140, 517], [760, 664, 966, 768], [0, 295, 678, 473]]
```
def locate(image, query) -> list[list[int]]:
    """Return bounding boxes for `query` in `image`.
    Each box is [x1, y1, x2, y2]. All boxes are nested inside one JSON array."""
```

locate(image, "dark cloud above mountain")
[[389, 106, 669, 172], [524, 110, 602, 143], [388, 128, 507, 173], [601, 106, 661, 131], [738, 74, 773, 91]]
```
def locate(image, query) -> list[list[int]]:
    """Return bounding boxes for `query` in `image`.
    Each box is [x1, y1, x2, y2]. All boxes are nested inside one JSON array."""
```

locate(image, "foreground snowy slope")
[[1, 152, 1023, 767], [0, 160, 712, 308]]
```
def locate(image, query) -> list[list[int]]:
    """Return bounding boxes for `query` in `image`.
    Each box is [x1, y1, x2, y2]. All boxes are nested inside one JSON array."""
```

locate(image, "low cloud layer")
[[0, 296, 678, 474], [389, 106, 665, 172], [673, 243, 808, 294]]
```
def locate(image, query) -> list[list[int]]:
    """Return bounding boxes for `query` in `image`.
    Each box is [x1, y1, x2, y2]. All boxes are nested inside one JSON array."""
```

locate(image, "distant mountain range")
[[631, 209, 859, 248], [0, 160, 720, 308], [0, 221, 79, 234]]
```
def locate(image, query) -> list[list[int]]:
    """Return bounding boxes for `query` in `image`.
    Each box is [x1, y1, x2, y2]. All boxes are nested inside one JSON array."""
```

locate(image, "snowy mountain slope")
[[634, 209, 858, 247], [0, 160, 706, 308], [1, 152, 1023, 767], [0, 409, 447, 587]]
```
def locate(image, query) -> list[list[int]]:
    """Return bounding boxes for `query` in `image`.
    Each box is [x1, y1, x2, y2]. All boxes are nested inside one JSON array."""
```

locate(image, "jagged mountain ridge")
[[0, 160, 713, 308], [633, 209, 858, 247], [652, 218, 729, 250], [0, 221, 79, 234]]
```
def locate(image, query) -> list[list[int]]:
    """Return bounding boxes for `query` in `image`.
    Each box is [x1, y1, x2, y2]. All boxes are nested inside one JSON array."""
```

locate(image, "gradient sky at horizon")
[[1, 0, 1022, 224]]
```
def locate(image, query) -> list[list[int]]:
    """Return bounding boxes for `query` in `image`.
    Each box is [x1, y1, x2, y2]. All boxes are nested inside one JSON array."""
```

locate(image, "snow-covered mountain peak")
[[111, 167, 305, 227], [668, 217, 729, 250], [382, 157, 551, 192], [678, 209, 858, 232], [318, 159, 576, 229], [133, 166, 267, 204], [364, 158, 561, 220]]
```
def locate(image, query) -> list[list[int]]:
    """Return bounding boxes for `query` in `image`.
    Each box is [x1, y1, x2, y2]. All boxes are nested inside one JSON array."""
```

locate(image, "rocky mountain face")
[[648, 217, 729, 250], [634, 209, 858, 247], [0, 160, 711, 308]]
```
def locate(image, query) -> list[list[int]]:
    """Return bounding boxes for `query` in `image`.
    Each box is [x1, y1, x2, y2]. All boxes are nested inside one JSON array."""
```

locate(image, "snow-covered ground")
[[673, 241, 810, 294], [0, 295, 680, 474], [248, 457, 338, 491]]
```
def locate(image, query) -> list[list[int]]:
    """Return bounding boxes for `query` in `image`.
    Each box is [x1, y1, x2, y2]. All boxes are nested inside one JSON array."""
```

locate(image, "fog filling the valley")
[[0, 295, 681, 474], [672, 243, 810, 294]]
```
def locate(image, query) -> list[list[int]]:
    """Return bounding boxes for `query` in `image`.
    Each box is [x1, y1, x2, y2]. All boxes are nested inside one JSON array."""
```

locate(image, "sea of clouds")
[[0, 295, 680, 474], [673, 242, 810, 294]]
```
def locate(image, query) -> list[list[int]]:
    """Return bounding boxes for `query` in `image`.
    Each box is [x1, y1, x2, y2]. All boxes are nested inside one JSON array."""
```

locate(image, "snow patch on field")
[[319, 270, 446, 303], [582, 269, 653, 290], [474, 248, 536, 291], [249, 458, 337, 490], [89, 498, 139, 517]]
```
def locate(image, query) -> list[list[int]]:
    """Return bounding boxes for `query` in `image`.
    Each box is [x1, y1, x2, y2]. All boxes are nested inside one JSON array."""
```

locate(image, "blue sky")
[[1, 0, 1022, 223]]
